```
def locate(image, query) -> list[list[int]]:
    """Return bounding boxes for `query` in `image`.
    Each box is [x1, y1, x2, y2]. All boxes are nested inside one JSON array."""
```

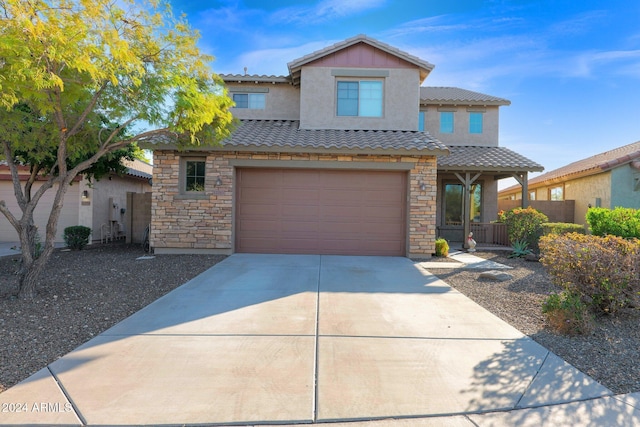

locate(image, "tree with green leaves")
[[0, 0, 234, 299]]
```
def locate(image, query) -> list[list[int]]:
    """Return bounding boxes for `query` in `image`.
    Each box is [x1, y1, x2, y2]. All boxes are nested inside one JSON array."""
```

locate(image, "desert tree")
[[0, 0, 234, 299]]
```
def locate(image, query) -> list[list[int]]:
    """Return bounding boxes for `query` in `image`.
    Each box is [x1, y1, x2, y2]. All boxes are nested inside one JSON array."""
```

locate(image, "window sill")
[[175, 193, 208, 200]]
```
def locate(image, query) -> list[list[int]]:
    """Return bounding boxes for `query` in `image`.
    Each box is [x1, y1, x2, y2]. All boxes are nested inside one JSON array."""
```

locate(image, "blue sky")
[[168, 0, 640, 187]]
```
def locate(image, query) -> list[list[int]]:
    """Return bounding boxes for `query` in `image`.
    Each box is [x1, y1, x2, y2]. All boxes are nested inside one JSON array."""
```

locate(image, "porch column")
[[454, 172, 480, 249]]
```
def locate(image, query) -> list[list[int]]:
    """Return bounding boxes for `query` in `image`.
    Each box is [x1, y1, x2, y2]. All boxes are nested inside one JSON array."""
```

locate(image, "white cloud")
[[220, 40, 341, 76], [270, 0, 386, 25]]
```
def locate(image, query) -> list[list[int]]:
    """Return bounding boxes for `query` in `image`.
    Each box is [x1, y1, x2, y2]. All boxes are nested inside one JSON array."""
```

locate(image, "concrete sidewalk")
[[1, 254, 639, 426]]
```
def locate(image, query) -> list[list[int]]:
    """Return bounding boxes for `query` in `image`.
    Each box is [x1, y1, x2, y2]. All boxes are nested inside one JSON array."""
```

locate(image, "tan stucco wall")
[[299, 67, 420, 131], [152, 150, 438, 257], [564, 173, 611, 224], [0, 181, 79, 243], [423, 105, 500, 147], [227, 83, 300, 120]]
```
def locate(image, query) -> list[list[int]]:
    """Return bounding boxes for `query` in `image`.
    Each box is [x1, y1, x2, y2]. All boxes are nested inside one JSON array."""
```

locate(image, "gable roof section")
[[420, 87, 511, 106], [287, 34, 435, 86], [500, 140, 640, 193], [438, 146, 544, 173]]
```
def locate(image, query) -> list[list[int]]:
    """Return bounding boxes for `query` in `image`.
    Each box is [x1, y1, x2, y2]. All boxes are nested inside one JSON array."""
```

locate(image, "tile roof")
[[122, 159, 152, 179], [220, 74, 291, 84], [219, 120, 449, 155], [438, 146, 544, 172], [501, 140, 640, 192], [420, 87, 511, 106]]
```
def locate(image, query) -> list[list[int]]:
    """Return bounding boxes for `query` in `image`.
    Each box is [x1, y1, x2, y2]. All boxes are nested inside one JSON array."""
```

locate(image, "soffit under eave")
[[141, 143, 448, 157], [437, 166, 544, 174]]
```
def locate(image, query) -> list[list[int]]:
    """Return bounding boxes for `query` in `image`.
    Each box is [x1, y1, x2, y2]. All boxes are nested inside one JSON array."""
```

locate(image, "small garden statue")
[[467, 232, 477, 252]]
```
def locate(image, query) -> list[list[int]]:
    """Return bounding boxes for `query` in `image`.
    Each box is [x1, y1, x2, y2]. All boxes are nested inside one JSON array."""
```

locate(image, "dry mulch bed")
[[428, 251, 640, 395], [0, 242, 225, 393], [1, 245, 639, 395]]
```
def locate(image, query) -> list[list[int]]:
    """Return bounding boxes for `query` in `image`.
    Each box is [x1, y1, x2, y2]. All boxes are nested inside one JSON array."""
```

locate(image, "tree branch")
[[1, 139, 26, 211], [65, 82, 109, 139]]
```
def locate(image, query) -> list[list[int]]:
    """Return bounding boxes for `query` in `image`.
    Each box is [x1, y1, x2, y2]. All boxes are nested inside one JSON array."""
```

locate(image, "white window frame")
[[336, 79, 383, 117]]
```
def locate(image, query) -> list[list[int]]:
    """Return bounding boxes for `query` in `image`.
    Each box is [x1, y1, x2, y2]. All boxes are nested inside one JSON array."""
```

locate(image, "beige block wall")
[[152, 150, 438, 257], [299, 67, 420, 131], [423, 105, 500, 147], [227, 84, 300, 120]]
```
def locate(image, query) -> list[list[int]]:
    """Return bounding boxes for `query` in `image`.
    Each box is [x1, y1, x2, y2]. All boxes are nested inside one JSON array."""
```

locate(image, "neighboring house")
[[0, 159, 152, 244], [144, 35, 542, 257], [499, 140, 640, 226]]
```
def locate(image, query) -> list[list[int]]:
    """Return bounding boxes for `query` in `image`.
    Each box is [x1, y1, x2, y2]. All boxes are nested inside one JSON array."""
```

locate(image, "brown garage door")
[[236, 168, 406, 256]]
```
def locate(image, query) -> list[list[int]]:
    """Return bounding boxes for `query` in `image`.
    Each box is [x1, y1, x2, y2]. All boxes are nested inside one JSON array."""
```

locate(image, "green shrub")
[[64, 226, 92, 250], [539, 233, 640, 315], [434, 238, 449, 257], [500, 206, 548, 252], [586, 207, 640, 238], [508, 239, 532, 258], [542, 291, 593, 335], [542, 222, 585, 236]]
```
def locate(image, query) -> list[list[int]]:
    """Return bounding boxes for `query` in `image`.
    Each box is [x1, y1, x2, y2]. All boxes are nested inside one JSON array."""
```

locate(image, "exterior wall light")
[[215, 177, 223, 187], [420, 183, 427, 191]]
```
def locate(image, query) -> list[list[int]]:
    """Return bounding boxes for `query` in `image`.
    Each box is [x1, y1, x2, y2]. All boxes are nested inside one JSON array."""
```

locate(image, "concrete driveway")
[[1, 254, 638, 426]]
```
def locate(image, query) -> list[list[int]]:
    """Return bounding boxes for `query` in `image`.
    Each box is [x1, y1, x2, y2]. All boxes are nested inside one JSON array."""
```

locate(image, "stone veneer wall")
[[151, 150, 438, 257]]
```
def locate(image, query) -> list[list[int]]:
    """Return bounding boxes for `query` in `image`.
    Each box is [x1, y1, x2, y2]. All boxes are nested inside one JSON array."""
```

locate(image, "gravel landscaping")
[[1, 244, 639, 395]]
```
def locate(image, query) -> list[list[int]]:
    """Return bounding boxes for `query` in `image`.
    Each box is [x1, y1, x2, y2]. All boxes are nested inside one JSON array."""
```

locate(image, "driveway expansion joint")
[[47, 365, 86, 426]]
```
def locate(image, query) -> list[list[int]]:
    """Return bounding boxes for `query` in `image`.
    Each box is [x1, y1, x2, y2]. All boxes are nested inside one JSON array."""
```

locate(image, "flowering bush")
[[539, 233, 640, 315], [500, 206, 548, 252]]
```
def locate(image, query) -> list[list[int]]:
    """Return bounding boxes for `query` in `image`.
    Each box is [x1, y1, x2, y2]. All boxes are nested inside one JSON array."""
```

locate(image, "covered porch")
[[435, 146, 544, 249]]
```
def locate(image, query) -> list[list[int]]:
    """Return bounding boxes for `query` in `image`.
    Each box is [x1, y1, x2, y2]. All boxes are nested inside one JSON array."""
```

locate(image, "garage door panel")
[[319, 205, 362, 218], [238, 203, 281, 218], [282, 171, 319, 187], [236, 169, 406, 256], [240, 187, 281, 202], [239, 169, 282, 186]]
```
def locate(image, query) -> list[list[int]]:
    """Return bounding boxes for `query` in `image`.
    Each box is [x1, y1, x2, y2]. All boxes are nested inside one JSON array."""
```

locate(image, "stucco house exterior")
[[499, 140, 640, 226], [145, 35, 542, 257], [0, 159, 152, 244]]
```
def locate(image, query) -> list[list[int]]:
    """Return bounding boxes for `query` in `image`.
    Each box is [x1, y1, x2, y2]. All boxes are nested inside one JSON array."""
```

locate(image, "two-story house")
[[144, 35, 542, 257]]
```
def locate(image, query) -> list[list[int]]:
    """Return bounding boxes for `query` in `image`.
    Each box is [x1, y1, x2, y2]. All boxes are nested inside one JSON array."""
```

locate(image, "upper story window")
[[418, 111, 425, 131], [440, 112, 454, 133], [469, 112, 483, 133], [337, 80, 383, 117], [233, 93, 265, 109]]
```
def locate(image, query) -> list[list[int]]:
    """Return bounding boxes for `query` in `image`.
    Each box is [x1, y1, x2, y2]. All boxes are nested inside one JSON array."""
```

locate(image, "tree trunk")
[[17, 257, 45, 300], [15, 181, 68, 300]]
